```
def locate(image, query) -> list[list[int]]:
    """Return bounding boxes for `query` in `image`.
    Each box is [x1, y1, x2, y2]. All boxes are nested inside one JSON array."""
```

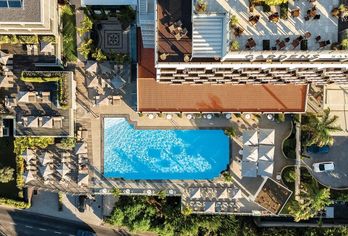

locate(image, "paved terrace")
[[206, 0, 338, 51]]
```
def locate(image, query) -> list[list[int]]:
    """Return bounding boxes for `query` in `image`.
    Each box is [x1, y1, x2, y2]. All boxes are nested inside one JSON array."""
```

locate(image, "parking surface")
[[303, 137, 348, 189]]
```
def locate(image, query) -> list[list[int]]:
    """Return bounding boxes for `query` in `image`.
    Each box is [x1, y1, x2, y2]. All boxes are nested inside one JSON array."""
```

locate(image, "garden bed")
[[61, 5, 77, 62], [283, 122, 296, 159]]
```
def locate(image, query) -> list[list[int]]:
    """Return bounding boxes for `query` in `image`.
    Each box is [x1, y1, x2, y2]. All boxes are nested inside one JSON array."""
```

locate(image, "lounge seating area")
[[203, 0, 338, 52]]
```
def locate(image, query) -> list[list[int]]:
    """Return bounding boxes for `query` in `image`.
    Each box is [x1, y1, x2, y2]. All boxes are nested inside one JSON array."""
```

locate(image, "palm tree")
[[77, 39, 93, 59], [302, 108, 342, 147], [0, 167, 14, 183]]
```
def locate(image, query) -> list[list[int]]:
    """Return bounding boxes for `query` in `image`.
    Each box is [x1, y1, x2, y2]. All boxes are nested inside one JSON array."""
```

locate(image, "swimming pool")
[[103, 118, 229, 180]]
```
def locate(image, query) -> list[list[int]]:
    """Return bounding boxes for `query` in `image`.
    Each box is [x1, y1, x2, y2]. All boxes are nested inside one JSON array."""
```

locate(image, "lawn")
[[61, 5, 78, 62], [0, 137, 20, 200]]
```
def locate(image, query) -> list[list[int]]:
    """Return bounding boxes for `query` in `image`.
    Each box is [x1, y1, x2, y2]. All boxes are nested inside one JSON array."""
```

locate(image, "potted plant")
[[230, 15, 239, 28], [195, 0, 207, 13], [230, 40, 240, 51]]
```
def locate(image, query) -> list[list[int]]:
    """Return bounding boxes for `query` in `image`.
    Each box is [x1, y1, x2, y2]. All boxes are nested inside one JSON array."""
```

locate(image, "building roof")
[[0, 0, 41, 22], [137, 78, 308, 112]]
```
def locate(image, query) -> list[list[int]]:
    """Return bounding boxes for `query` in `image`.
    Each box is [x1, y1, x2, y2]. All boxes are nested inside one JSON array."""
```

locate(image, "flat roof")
[[137, 78, 308, 112], [0, 0, 41, 23]]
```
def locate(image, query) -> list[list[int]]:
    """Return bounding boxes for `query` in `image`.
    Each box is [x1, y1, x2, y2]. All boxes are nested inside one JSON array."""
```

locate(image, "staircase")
[[138, 0, 155, 48]]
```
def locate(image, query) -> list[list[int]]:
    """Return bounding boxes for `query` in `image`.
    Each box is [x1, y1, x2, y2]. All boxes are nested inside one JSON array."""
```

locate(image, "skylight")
[[0, 0, 22, 8]]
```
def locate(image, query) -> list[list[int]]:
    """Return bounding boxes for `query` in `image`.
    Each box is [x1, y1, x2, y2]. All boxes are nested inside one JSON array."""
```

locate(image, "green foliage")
[[341, 39, 348, 50], [61, 4, 73, 15], [14, 137, 55, 156], [40, 35, 56, 43], [0, 167, 14, 183], [230, 40, 240, 51], [302, 108, 342, 147], [109, 52, 130, 64], [222, 171, 233, 182], [112, 188, 122, 197], [279, 2, 288, 19], [20, 76, 61, 83], [275, 113, 286, 122], [288, 186, 332, 222], [62, 5, 77, 62], [264, 0, 288, 6], [230, 15, 239, 27], [224, 127, 237, 137], [195, 0, 208, 13], [157, 190, 166, 200], [78, 39, 93, 59], [0, 35, 10, 44], [77, 15, 93, 36], [59, 137, 76, 150], [116, 6, 136, 28], [283, 168, 296, 183], [92, 48, 107, 62], [107, 196, 239, 235], [0, 197, 30, 209], [17, 35, 39, 44], [181, 205, 192, 216]]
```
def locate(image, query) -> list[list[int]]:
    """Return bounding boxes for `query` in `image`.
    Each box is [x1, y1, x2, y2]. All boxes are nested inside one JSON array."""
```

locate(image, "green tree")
[[112, 187, 122, 198], [77, 15, 93, 36], [341, 39, 348, 50], [61, 4, 73, 16], [92, 48, 107, 61], [77, 39, 93, 59], [59, 137, 76, 150], [264, 0, 288, 6], [0, 167, 14, 183], [302, 108, 342, 147], [288, 186, 332, 222]]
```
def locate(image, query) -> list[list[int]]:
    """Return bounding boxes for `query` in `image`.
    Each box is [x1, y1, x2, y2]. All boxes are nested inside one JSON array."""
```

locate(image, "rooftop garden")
[[61, 4, 78, 62], [20, 71, 70, 109]]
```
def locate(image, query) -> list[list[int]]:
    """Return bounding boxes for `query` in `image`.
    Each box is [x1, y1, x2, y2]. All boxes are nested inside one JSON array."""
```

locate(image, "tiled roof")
[[138, 78, 308, 112]]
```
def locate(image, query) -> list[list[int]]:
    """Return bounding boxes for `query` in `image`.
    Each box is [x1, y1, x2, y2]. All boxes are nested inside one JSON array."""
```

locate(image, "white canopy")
[[204, 201, 216, 213], [189, 188, 201, 199], [57, 163, 71, 177], [257, 161, 274, 177], [39, 165, 55, 179], [99, 61, 113, 74], [87, 75, 99, 88], [24, 171, 35, 183], [232, 189, 242, 199], [41, 116, 53, 128], [243, 130, 258, 146], [22, 148, 35, 163], [75, 142, 88, 155], [0, 51, 11, 65], [40, 42, 54, 54], [17, 91, 31, 103], [27, 116, 39, 128], [85, 60, 99, 74], [241, 161, 257, 177], [258, 145, 275, 162], [216, 188, 229, 199], [259, 129, 275, 145], [242, 146, 258, 162], [38, 151, 54, 166], [78, 173, 89, 187]]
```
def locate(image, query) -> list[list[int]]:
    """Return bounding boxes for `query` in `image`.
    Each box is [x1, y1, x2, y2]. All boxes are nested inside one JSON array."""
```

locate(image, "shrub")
[[222, 171, 233, 182], [58, 192, 63, 211], [230, 40, 240, 51], [0, 167, 14, 183], [280, 2, 288, 19], [0, 35, 10, 44], [39, 35, 56, 43], [77, 15, 93, 36], [59, 137, 76, 150], [0, 198, 30, 209], [230, 15, 239, 27], [341, 39, 348, 50], [92, 48, 107, 62], [78, 39, 93, 59], [17, 35, 39, 44], [61, 4, 73, 15], [275, 113, 286, 122]]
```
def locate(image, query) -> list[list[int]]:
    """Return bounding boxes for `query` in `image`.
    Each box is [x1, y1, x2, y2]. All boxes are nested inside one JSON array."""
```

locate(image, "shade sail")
[[243, 130, 258, 146], [259, 129, 275, 145]]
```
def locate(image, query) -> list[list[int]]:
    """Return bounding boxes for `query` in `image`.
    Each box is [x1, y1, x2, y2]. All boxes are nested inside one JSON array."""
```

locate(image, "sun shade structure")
[[192, 15, 224, 58], [22, 148, 35, 163], [232, 189, 243, 199], [259, 129, 275, 145], [39, 165, 55, 179], [57, 163, 71, 177], [27, 116, 39, 128], [258, 145, 275, 162], [243, 130, 258, 146], [242, 146, 258, 162], [87, 75, 100, 88], [78, 173, 89, 187], [38, 151, 54, 166], [0, 51, 11, 65], [257, 161, 274, 177], [75, 142, 88, 155], [24, 171, 35, 184], [85, 60, 99, 74], [40, 42, 54, 54], [204, 201, 216, 213], [241, 161, 257, 177], [41, 116, 53, 128], [99, 61, 113, 74], [190, 188, 201, 199], [216, 188, 229, 199]]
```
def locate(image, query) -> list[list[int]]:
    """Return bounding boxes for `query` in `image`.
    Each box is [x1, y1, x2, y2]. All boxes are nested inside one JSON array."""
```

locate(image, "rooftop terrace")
[[157, 0, 192, 62]]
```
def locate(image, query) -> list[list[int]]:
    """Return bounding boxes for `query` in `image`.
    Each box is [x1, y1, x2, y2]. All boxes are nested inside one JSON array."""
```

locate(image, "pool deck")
[[74, 68, 290, 215]]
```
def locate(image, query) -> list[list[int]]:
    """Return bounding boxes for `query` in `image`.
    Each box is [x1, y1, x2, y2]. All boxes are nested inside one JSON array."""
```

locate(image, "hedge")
[[0, 198, 30, 209]]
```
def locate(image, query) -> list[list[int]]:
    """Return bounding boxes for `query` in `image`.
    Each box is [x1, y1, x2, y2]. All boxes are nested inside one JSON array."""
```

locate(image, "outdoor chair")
[[168, 24, 175, 34], [314, 14, 320, 20], [304, 16, 310, 21], [315, 35, 321, 42]]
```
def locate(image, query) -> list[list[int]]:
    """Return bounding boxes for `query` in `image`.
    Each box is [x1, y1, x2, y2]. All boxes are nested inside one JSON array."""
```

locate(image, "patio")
[[204, 0, 338, 51]]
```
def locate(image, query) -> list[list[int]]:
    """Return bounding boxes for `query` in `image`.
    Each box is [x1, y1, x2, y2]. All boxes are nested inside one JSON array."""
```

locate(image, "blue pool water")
[[103, 118, 229, 180]]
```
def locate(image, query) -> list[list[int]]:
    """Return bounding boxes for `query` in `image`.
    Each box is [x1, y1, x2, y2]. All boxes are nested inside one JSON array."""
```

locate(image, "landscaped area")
[[61, 5, 77, 62]]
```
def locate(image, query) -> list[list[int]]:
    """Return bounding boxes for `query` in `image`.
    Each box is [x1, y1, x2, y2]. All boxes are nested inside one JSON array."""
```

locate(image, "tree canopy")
[[0, 167, 14, 183]]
